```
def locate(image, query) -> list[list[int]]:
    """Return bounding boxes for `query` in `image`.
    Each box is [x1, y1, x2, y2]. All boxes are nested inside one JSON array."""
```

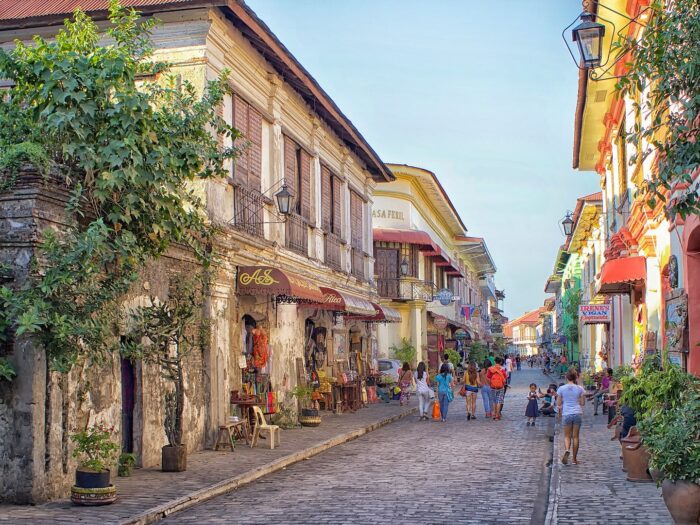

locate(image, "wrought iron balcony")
[[231, 183, 265, 238], [324, 232, 343, 271], [376, 278, 435, 301], [351, 247, 365, 280], [285, 213, 308, 255]]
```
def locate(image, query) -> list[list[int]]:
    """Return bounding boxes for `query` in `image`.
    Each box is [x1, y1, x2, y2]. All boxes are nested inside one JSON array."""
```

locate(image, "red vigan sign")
[[579, 304, 611, 324]]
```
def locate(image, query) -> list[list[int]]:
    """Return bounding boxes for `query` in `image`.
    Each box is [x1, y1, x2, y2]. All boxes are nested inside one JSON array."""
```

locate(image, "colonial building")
[[571, 0, 696, 372], [371, 164, 498, 368], [0, 0, 393, 503], [505, 308, 544, 356]]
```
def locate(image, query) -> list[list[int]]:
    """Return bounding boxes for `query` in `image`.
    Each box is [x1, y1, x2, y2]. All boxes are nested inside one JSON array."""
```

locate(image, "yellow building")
[[372, 164, 497, 369]]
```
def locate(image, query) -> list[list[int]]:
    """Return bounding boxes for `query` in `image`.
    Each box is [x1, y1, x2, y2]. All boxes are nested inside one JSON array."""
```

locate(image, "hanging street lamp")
[[274, 184, 293, 216], [571, 12, 606, 68], [561, 212, 575, 237]]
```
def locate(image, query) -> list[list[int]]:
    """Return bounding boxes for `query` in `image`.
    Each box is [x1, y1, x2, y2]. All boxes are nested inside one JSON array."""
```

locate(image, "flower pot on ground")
[[291, 385, 321, 427], [661, 480, 700, 525], [117, 452, 136, 477], [70, 423, 119, 506], [162, 444, 187, 472]]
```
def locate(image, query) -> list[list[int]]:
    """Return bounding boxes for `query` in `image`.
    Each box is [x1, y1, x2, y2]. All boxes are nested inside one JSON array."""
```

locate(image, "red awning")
[[346, 302, 402, 323], [302, 287, 376, 316], [373, 229, 438, 252], [597, 256, 646, 295], [237, 266, 324, 303]]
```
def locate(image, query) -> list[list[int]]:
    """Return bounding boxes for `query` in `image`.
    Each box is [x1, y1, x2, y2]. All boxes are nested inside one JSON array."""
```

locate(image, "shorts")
[[492, 388, 505, 404], [465, 391, 477, 400], [563, 414, 582, 427]]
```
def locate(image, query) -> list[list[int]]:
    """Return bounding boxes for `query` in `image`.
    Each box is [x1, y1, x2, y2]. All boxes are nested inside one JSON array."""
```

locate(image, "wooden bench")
[[214, 419, 250, 451]]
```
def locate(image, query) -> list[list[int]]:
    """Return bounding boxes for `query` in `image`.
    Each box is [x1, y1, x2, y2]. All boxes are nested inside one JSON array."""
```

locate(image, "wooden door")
[[375, 248, 399, 298]]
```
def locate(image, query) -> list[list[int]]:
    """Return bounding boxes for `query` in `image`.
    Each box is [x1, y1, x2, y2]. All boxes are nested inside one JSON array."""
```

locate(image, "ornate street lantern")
[[274, 184, 293, 216], [400, 257, 409, 277], [572, 13, 606, 68], [562, 213, 574, 236]]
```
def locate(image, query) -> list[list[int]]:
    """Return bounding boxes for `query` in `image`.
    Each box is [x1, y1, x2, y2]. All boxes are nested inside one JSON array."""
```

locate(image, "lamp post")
[[572, 12, 606, 68]]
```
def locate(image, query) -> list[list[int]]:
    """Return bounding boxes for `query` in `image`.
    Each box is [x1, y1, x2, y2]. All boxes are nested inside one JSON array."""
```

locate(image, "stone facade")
[[0, 3, 391, 504]]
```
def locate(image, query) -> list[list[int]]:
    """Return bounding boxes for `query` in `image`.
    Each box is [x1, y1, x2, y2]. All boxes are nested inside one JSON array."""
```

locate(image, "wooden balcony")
[[231, 183, 264, 238], [285, 213, 308, 256], [324, 232, 342, 271]]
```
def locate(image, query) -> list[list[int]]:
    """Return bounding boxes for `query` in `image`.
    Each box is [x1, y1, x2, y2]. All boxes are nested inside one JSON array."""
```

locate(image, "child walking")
[[525, 383, 543, 426]]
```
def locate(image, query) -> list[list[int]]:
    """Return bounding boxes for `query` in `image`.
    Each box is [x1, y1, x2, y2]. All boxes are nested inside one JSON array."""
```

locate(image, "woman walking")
[[414, 362, 432, 420], [398, 362, 414, 406], [557, 369, 586, 464], [479, 359, 492, 418], [463, 362, 480, 420], [434, 363, 454, 422]]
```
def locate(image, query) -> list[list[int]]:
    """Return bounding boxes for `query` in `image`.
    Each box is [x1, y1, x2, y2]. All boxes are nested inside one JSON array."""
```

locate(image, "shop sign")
[[454, 329, 468, 340], [579, 304, 611, 324], [433, 316, 448, 330], [436, 288, 453, 306]]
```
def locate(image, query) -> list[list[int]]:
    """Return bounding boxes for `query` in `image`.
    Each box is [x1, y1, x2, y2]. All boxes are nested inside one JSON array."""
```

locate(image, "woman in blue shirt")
[[434, 363, 455, 422]]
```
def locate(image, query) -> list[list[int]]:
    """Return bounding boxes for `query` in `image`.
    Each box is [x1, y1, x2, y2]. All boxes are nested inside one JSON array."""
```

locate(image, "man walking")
[[486, 357, 508, 420], [504, 354, 514, 385]]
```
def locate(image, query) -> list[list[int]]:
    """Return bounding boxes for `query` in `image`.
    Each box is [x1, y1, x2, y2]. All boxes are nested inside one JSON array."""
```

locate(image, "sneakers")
[[562, 450, 570, 465]]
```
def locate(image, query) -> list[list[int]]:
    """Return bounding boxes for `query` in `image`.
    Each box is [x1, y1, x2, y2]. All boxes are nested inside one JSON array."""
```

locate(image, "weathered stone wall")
[[0, 169, 226, 503]]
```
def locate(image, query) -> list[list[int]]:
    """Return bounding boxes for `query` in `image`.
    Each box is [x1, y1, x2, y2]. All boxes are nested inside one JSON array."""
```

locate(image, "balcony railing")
[[232, 183, 264, 238], [351, 248, 365, 281], [324, 233, 342, 271], [377, 278, 435, 301], [285, 213, 308, 255]]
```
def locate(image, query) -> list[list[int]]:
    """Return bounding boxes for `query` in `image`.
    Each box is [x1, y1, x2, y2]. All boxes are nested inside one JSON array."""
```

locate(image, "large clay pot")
[[661, 480, 700, 525], [162, 445, 187, 472], [75, 469, 110, 489], [71, 485, 117, 506], [299, 408, 321, 427], [621, 429, 652, 483]]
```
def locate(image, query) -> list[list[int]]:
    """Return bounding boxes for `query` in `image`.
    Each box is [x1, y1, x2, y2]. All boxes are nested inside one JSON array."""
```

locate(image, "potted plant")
[[117, 453, 136, 477], [639, 379, 700, 524], [291, 384, 320, 426], [70, 423, 119, 506], [122, 277, 208, 472]]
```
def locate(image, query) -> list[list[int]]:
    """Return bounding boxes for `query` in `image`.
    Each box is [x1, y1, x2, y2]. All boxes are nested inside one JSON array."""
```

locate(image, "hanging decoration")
[[252, 328, 269, 369]]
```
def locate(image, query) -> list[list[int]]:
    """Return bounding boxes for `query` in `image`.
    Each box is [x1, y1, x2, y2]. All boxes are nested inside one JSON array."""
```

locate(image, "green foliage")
[[562, 290, 580, 341], [0, 142, 50, 191], [613, 0, 700, 219], [71, 423, 119, 472], [390, 338, 416, 365], [612, 364, 634, 381], [290, 384, 314, 406], [121, 275, 208, 447], [118, 452, 136, 467], [0, 1, 239, 372], [467, 341, 488, 365], [0, 358, 16, 381], [619, 356, 700, 484], [445, 348, 460, 370]]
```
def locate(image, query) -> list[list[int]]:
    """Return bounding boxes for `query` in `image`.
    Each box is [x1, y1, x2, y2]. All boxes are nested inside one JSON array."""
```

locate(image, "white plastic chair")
[[250, 405, 280, 450]]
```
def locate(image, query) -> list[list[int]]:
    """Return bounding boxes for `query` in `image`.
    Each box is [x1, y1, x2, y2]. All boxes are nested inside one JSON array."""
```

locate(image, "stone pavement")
[[160, 368, 555, 525], [0, 400, 416, 525], [546, 385, 673, 525]]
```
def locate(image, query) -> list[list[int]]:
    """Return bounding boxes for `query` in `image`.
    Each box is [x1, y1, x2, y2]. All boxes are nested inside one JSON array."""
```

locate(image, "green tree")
[[614, 0, 700, 219], [0, 1, 239, 372], [390, 338, 416, 366]]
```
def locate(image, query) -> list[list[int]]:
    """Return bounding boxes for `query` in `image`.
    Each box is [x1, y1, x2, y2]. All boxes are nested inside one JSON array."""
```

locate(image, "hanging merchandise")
[[252, 328, 269, 369]]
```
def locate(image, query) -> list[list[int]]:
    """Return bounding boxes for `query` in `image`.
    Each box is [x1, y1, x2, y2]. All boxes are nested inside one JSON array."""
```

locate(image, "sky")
[[246, 0, 599, 320]]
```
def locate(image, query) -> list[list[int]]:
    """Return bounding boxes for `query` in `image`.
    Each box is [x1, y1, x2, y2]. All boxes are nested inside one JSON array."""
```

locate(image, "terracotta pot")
[[75, 469, 110, 489], [621, 430, 652, 483], [162, 445, 187, 472], [661, 480, 700, 525]]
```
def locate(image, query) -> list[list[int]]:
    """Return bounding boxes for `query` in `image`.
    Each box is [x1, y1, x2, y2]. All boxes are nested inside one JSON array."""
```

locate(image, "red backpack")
[[489, 367, 505, 389]]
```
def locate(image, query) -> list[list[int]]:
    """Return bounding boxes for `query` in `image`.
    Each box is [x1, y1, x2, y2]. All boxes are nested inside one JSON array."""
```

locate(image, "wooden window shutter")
[[321, 165, 332, 232], [350, 190, 363, 249], [332, 175, 342, 236], [300, 149, 311, 221], [247, 104, 262, 191], [284, 135, 297, 197], [233, 95, 249, 184]]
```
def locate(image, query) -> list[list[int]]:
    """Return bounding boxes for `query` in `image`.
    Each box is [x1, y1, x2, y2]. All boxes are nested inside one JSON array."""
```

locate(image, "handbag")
[[458, 385, 467, 397], [446, 388, 454, 403], [432, 398, 441, 420]]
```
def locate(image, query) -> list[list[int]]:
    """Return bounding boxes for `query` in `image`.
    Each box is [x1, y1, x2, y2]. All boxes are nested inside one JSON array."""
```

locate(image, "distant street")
[[162, 368, 554, 525]]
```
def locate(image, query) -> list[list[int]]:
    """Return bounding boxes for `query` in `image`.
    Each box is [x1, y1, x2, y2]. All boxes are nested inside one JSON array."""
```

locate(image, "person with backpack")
[[486, 357, 508, 420], [434, 363, 454, 422]]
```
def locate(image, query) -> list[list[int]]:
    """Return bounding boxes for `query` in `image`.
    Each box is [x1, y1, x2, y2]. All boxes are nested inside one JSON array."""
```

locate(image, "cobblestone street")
[[162, 368, 554, 525]]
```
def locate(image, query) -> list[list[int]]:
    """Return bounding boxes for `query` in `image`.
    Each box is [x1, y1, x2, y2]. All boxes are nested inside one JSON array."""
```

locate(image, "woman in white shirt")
[[414, 362, 432, 421], [557, 368, 586, 465]]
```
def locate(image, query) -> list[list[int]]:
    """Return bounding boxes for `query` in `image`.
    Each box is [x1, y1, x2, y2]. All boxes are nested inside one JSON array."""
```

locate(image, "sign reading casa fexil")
[[579, 304, 611, 324]]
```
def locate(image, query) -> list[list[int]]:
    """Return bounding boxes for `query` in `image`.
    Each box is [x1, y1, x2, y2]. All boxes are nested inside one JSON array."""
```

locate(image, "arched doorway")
[[685, 222, 700, 375]]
